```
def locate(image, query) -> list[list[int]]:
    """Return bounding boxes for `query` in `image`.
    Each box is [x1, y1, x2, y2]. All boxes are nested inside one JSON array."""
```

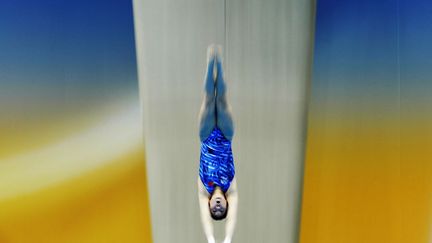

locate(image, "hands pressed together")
[[207, 236, 231, 243], [222, 237, 232, 243]]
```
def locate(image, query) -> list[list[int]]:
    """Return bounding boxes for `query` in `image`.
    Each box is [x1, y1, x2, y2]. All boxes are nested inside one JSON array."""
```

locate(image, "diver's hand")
[[207, 236, 216, 243], [223, 237, 232, 243]]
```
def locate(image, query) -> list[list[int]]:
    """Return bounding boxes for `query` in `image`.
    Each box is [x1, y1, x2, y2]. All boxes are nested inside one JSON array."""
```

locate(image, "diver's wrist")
[[223, 237, 232, 243], [207, 236, 215, 243]]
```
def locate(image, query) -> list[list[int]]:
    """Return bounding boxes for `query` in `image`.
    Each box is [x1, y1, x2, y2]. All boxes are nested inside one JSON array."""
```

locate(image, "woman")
[[198, 45, 238, 243]]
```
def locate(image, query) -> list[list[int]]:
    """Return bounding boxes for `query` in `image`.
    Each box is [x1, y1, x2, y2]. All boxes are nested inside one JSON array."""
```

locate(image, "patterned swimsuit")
[[199, 127, 235, 194]]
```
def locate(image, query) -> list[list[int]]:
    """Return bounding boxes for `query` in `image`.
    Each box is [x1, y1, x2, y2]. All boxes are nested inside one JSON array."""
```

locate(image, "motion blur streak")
[[0, 104, 141, 200]]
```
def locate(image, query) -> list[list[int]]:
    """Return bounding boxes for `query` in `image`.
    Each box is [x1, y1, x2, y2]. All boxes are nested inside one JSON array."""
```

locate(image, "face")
[[209, 188, 227, 218]]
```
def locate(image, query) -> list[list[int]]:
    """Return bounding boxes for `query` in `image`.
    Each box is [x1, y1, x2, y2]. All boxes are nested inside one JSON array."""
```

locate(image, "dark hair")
[[210, 202, 228, 221]]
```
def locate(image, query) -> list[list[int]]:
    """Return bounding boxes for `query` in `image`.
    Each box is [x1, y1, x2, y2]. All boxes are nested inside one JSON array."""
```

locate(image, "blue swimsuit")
[[199, 127, 235, 194]]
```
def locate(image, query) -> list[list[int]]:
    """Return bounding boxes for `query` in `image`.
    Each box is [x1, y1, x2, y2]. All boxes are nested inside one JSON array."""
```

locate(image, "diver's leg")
[[199, 45, 217, 142], [215, 48, 234, 141]]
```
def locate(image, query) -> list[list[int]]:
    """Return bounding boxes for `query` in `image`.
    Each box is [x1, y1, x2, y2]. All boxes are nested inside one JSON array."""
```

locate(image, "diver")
[[197, 45, 238, 243]]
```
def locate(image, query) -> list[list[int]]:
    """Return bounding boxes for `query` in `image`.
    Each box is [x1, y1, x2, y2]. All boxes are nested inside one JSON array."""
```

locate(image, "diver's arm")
[[197, 177, 215, 243], [223, 177, 238, 243]]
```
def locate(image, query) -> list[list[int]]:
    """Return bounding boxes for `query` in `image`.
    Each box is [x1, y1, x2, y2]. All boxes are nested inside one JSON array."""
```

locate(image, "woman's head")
[[209, 187, 228, 220]]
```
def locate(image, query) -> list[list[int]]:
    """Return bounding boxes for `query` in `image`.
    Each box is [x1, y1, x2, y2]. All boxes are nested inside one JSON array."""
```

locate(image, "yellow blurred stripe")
[[0, 104, 142, 200], [0, 149, 152, 243], [0, 98, 152, 242], [300, 116, 432, 243]]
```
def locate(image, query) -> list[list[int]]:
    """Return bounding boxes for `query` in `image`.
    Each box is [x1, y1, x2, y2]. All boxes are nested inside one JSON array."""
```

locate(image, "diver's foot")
[[207, 44, 216, 64], [215, 44, 223, 66], [205, 44, 216, 95], [215, 45, 226, 96]]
